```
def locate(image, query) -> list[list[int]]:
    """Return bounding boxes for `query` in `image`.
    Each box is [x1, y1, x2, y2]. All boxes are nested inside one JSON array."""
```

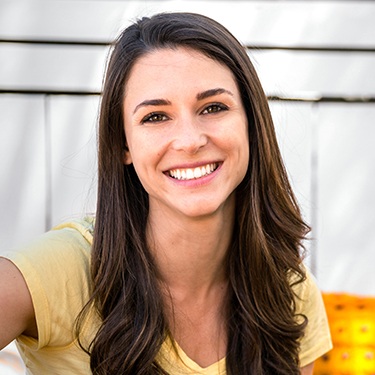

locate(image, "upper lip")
[[164, 161, 221, 172]]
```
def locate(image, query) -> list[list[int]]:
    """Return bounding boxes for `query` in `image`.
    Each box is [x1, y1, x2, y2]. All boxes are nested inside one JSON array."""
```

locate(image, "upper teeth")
[[168, 163, 218, 180]]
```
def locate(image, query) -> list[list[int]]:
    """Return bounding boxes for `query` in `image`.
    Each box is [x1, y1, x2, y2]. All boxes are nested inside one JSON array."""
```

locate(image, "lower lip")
[[166, 164, 222, 187]]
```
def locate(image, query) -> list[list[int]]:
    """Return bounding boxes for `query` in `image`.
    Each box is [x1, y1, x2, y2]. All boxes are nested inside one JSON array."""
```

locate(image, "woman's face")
[[123, 47, 249, 220]]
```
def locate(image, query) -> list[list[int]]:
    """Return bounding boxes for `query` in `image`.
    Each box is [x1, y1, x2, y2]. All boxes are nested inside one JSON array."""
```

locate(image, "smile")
[[168, 163, 219, 180]]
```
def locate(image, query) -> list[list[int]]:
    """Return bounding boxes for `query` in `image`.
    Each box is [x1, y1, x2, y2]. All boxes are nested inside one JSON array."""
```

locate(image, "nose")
[[171, 116, 208, 154]]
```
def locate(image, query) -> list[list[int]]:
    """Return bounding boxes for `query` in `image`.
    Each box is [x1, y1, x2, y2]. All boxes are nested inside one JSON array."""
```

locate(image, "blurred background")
[[0, 1, 374, 372], [0, 0, 374, 300]]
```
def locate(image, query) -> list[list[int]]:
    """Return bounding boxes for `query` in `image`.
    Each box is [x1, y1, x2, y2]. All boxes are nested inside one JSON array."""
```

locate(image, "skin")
[[301, 363, 314, 374], [0, 257, 37, 349], [0, 46, 314, 374], [123, 48, 249, 222]]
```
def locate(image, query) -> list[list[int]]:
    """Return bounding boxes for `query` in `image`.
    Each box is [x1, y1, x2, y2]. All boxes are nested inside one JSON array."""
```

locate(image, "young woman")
[[0, 12, 332, 375]]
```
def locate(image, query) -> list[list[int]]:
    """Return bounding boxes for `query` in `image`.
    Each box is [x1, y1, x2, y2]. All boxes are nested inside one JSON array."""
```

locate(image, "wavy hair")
[[78, 12, 310, 374]]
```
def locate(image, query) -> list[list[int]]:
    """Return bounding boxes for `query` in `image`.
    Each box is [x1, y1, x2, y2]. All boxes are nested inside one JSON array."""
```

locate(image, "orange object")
[[314, 293, 375, 375]]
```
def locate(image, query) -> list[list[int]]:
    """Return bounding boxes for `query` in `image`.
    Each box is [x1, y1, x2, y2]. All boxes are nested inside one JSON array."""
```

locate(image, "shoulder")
[[53, 216, 94, 247], [3, 216, 94, 275], [292, 266, 333, 367], [292, 266, 320, 306], [1, 217, 95, 349], [292, 266, 329, 328]]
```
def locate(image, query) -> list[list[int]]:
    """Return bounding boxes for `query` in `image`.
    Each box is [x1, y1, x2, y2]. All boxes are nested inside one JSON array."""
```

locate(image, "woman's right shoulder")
[[0, 216, 96, 349], [1, 216, 95, 271]]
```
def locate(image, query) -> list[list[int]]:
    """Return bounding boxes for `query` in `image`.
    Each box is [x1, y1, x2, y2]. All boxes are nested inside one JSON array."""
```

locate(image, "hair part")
[[77, 12, 310, 374]]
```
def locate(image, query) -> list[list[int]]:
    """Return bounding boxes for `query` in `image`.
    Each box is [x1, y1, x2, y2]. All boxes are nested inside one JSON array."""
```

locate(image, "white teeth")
[[186, 169, 194, 179], [193, 167, 202, 178], [168, 163, 218, 180]]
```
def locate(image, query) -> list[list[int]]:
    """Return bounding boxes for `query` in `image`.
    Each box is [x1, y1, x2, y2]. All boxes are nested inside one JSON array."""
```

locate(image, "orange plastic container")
[[314, 293, 375, 375]]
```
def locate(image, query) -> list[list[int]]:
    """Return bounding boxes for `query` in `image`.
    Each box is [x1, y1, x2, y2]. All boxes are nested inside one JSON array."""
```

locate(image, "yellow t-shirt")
[[1, 219, 332, 374]]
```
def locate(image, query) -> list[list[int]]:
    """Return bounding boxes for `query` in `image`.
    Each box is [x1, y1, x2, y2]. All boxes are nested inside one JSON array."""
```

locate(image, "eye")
[[141, 112, 169, 124], [201, 103, 229, 115]]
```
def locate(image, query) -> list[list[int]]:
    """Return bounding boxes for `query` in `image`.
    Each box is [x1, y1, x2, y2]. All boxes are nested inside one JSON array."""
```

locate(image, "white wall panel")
[[0, 1, 373, 47], [0, 44, 107, 91], [0, 95, 46, 250], [252, 50, 375, 97], [49, 96, 98, 226], [1, 44, 373, 97], [270, 101, 314, 222], [316, 104, 375, 295], [1, 1, 373, 96], [271, 102, 375, 295], [270, 101, 315, 269]]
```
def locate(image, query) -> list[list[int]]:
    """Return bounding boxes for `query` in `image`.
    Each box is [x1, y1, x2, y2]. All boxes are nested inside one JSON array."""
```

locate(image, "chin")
[[179, 201, 230, 220]]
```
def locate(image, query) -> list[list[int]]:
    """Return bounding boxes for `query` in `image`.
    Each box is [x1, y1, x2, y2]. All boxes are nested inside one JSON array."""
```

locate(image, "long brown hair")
[[79, 12, 310, 374]]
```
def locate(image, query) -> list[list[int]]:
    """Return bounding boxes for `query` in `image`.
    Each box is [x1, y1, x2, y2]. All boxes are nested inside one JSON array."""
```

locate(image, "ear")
[[123, 148, 132, 165]]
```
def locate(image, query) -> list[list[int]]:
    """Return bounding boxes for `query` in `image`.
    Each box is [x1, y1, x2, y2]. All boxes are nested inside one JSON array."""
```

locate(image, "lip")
[[164, 160, 222, 171]]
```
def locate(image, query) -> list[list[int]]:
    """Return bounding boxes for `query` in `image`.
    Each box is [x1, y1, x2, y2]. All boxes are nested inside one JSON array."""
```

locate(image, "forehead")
[[124, 47, 238, 97]]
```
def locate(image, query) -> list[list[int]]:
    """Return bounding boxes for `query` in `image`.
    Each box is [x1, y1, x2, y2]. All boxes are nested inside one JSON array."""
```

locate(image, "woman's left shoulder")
[[291, 265, 333, 367], [52, 215, 95, 246], [290, 265, 320, 305]]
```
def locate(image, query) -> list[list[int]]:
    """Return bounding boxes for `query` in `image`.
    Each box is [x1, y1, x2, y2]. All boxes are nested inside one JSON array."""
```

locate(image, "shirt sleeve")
[[0, 219, 93, 350], [295, 268, 333, 367]]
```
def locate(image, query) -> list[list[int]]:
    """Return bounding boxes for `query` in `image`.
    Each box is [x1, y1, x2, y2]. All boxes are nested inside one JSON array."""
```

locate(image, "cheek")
[[126, 131, 164, 171], [232, 131, 250, 175], [221, 122, 249, 155]]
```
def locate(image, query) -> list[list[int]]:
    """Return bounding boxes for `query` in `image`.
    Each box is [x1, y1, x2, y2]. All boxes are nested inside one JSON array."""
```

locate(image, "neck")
[[147, 205, 235, 296]]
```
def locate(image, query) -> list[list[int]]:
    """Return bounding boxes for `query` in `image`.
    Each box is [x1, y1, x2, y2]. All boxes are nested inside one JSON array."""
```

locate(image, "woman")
[[0, 12, 332, 374]]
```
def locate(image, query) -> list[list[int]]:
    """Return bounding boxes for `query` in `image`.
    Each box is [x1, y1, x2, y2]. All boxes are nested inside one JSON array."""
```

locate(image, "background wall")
[[1, 0, 374, 296]]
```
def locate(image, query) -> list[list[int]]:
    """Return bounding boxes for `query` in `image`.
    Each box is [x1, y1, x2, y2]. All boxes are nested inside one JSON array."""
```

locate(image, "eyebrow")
[[132, 87, 234, 114], [133, 98, 172, 114], [196, 88, 234, 101]]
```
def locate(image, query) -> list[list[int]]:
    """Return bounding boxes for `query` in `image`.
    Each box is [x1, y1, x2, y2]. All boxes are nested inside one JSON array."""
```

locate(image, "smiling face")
[[123, 47, 249, 221]]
